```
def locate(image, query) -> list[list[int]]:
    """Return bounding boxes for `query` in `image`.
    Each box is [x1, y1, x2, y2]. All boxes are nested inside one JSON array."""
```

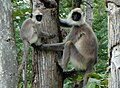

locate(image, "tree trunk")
[[107, 0, 120, 88], [84, 0, 93, 26], [0, 0, 18, 88], [32, 0, 63, 88]]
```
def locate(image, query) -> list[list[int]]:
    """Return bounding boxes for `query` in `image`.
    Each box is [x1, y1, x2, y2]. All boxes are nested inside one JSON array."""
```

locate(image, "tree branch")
[[83, 1, 93, 9]]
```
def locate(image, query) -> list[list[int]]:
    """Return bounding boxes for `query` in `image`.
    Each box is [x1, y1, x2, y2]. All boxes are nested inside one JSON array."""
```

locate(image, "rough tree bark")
[[107, 0, 120, 88], [84, 0, 93, 26], [0, 0, 18, 88], [32, 0, 63, 88]]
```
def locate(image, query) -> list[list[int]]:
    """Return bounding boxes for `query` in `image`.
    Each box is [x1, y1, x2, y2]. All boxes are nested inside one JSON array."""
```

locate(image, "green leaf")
[[84, 82, 96, 88]]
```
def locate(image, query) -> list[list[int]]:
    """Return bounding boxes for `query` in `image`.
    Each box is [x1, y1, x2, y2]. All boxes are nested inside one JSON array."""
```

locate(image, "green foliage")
[[93, 0, 108, 74], [85, 73, 108, 88], [59, 0, 72, 18], [13, 0, 108, 87]]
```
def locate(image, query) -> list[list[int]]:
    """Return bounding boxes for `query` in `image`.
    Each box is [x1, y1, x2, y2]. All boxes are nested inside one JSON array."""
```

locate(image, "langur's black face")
[[72, 12, 81, 21], [36, 14, 42, 22]]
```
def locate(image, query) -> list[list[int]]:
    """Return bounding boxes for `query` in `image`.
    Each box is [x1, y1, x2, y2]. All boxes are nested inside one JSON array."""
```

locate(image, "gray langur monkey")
[[20, 9, 54, 87], [61, 8, 98, 86], [39, 8, 98, 86], [20, 9, 52, 63]]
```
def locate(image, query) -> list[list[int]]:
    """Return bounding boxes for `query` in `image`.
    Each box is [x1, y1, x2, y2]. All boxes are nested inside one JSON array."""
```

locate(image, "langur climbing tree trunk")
[[31, 0, 63, 88], [106, 0, 120, 88]]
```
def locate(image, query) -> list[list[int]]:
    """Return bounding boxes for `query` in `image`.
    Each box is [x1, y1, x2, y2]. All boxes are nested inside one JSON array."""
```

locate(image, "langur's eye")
[[72, 12, 81, 21], [36, 15, 42, 21]]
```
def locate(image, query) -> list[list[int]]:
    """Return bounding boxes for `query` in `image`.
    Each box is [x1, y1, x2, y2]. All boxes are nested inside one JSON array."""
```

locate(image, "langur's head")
[[67, 8, 85, 26], [32, 9, 43, 24]]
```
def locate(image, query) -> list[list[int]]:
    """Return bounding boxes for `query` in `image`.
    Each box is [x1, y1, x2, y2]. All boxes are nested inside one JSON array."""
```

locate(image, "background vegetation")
[[12, 0, 108, 88]]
